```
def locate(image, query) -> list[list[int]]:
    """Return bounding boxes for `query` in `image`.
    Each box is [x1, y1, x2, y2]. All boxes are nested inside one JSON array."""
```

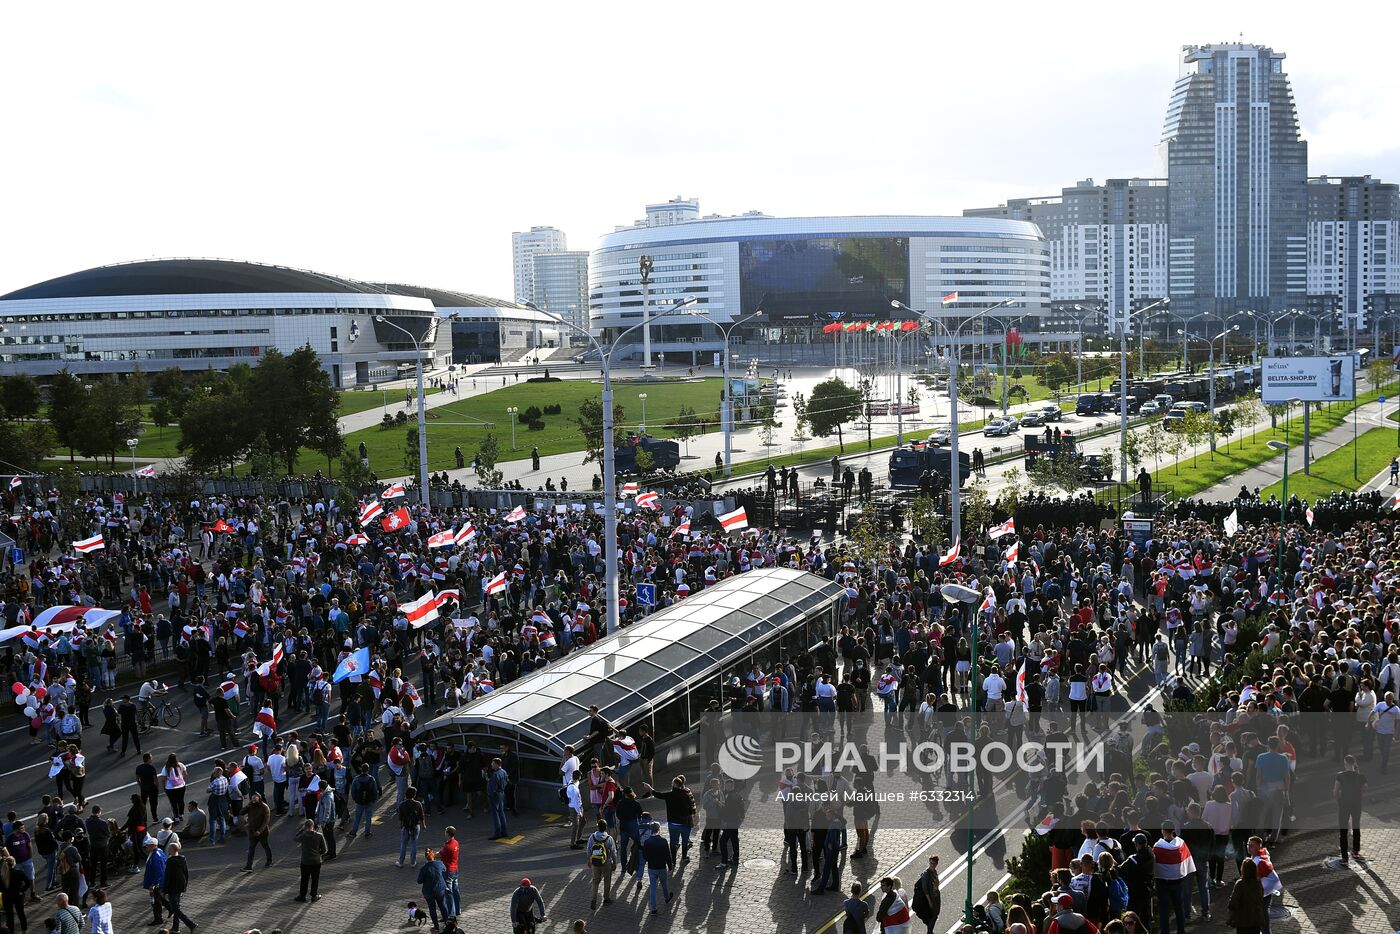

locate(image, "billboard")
[[1260, 355, 1355, 403]]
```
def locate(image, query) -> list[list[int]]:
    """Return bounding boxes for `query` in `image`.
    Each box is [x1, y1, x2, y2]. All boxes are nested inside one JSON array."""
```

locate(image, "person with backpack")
[[1097, 852, 1130, 924], [396, 787, 427, 868], [583, 820, 617, 911], [911, 855, 940, 934], [843, 881, 870, 934], [348, 764, 381, 839], [509, 878, 545, 934]]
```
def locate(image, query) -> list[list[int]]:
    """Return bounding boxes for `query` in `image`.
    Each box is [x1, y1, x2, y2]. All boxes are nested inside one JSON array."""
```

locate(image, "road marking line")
[[497, 834, 525, 844]]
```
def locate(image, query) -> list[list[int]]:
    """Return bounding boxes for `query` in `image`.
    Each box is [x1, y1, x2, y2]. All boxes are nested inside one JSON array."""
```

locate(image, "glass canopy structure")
[[417, 567, 846, 784]]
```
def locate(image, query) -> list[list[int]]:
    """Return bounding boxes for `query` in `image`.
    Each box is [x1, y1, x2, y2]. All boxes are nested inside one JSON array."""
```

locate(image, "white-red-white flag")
[[344, 533, 369, 547], [671, 520, 691, 538], [454, 523, 476, 545], [485, 571, 508, 596], [359, 501, 384, 526], [939, 537, 960, 567], [253, 706, 277, 739], [504, 505, 526, 523], [427, 529, 455, 549], [136, 464, 157, 478], [988, 517, 1015, 540], [718, 507, 749, 532], [73, 534, 105, 554], [7, 477, 20, 491], [255, 643, 284, 678], [621, 482, 639, 498], [1306, 507, 1315, 526], [381, 482, 407, 500], [400, 590, 440, 628], [1016, 661, 1028, 707], [941, 292, 959, 306], [1005, 541, 1020, 565], [636, 491, 659, 509]]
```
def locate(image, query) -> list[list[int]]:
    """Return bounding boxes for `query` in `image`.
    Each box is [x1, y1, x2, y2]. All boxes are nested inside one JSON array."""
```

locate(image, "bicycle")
[[137, 697, 182, 733]]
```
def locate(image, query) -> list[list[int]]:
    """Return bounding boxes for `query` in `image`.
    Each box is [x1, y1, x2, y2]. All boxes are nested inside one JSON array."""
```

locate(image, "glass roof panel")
[[642, 642, 704, 674], [704, 635, 750, 666], [568, 678, 636, 714], [708, 609, 762, 636], [613, 637, 680, 661], [523, 698, 590, 737]]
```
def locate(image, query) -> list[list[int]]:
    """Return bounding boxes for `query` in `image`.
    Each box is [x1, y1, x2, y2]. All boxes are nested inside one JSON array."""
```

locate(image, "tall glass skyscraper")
[[1161, 43, 1308, 322]]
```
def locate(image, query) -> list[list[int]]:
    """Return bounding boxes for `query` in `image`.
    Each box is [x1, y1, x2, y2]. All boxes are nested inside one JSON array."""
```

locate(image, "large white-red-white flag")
[[73, 534, 105, 554], [485, 571, 508, 596], [1005, 541, 1020, 566], [359, 501, 384, 526], [381, 482, 406, 500], [504, 505, 526, 523], [988, 517, 1015, 540], [636, 492, 659, 509], [253, 706, 277, 739], [255, 643, 284, 678], [621, 482, 639, 498], [1015, 660, 1028, 707], [671, 520, 691, 538], [427, 530, 455, 549], [718, 507, 749, 532], [939, 538, 960, 567], [400, 590, 440, 628], [454, 523, 476, 545], [136, 464, 157, 478]]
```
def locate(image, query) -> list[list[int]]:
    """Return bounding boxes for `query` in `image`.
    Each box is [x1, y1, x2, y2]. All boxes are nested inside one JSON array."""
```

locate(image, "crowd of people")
[[0, 469, 1395, 933]]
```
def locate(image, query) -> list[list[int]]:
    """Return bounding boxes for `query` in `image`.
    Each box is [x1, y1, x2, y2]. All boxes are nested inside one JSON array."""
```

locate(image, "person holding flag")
[[333, 647, 371, 684]]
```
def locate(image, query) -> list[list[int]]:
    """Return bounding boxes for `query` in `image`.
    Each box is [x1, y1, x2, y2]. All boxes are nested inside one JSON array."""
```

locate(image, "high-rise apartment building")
[[532, 251, 590, 340], [1160, 43, 1308, 320], [965, 178, 1169, 333], [511, 226, 567, 304], [1307, 175, 1400, 330]]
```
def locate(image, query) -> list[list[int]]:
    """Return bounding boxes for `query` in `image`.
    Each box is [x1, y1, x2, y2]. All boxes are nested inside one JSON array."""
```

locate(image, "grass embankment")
[[310, 378, 724, 475], [1258, 427, 1399, 501], [336, 386, 442, 417], [1148, 388, 1386, 499]]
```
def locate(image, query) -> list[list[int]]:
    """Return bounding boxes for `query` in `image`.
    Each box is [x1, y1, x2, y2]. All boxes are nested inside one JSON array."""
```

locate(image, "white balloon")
[[15, 692, 30, 706], [23, 706, 36, 719]]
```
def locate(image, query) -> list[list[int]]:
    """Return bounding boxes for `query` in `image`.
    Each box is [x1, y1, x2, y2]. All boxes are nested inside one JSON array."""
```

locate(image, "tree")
[[48, 368, 87, 462], [1122, 428, 1144, 472], [248, 346, 340, 475], [857, 378, 877, 449], [790, 392, 810, 444], [75, 376, 142, 465], [1368, 357, 1392, 395], [806, 378, 862, 453], [149, 367, 192, 436], [0, 418, 56, 470], [1140, 421, 1167, 475], [667, 405, 698, 456], [336, 444, 376, 516], [1181, 410, 1211, 467], [404, 426, 421, 474], [475, 433, 503, 488], [1213, 409, 1236, 452], [0, 374, 41, 420], [1234, 395, 1263, 442], [575, 396, 625, 465], [178, 375, 255, 472]]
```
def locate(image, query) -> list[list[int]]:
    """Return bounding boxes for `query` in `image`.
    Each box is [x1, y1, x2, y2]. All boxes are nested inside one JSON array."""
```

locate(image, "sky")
[[1, 0, 1396, 300]]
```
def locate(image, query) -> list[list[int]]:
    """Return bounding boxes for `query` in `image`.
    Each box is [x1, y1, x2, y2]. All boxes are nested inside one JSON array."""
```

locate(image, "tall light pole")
[[639, 255, 655, 371], [692, 308, 765, 478], [893, 298, 1017, 544], [1182, 325, 1238, 450], [126, 438, 138, 478], [1068, 303, 1102, 391], [1118, 298, 1170, 484], [521, 295, 696, 634], [506, 407, 518, 450], [988, 311, 1033, 415], [376, 312, 454, 507], [638, 392, 648, 433]]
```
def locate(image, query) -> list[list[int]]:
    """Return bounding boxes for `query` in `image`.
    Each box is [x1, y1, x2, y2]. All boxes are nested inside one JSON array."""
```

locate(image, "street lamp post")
[[638, 393, 648, 433], [375, 313, 453, 506], [1069, 303, 1102, 390], [1182, 325, 1238, 450], [1119, 298, 1170, 484], [521, 295, 696, 634], [126, 438, 138, 478], [506, 407, 518, 450], [893, 298, 1018, 545], [694, 309, 766, 478]]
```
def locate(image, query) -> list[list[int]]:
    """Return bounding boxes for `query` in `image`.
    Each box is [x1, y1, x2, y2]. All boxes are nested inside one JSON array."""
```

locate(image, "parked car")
[[1139, 400, 1162, 416], [984, 418, 1018, 437], [1019, 410, 1046, 427]]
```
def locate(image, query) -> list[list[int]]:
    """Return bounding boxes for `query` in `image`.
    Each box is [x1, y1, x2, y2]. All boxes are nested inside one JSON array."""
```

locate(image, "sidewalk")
[[1197, 401, 1396, 502]]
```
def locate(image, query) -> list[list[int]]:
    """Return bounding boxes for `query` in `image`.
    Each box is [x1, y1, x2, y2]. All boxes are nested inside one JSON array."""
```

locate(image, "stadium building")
[[0, 259, 552, 386], [588, 211, 1050, 363]]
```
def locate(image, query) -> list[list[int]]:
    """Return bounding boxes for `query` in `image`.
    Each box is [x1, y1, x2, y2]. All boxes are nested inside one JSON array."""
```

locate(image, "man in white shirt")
[[1369, 691, 1400, 775], [982, 669, 1007, 709], [267, 745, 289, 814]]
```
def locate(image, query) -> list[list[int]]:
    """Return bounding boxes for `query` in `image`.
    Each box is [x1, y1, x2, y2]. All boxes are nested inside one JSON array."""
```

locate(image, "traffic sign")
[[636, 583, 656, 607]]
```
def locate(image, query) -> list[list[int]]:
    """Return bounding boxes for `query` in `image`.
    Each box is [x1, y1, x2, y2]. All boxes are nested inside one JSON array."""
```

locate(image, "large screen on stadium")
[[740, 237, 909, 322]]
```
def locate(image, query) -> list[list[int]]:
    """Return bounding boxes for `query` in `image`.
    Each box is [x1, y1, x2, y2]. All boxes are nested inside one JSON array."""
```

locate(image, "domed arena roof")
[[0, 258, 386, 301]]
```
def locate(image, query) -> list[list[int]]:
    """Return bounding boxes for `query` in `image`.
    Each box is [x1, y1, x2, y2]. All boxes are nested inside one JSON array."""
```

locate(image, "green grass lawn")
[[312, 378, 726, 475], [1146, 387, 1387, 499], [337, 386, 442, 417], [1258, 426, 1400, 501]]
